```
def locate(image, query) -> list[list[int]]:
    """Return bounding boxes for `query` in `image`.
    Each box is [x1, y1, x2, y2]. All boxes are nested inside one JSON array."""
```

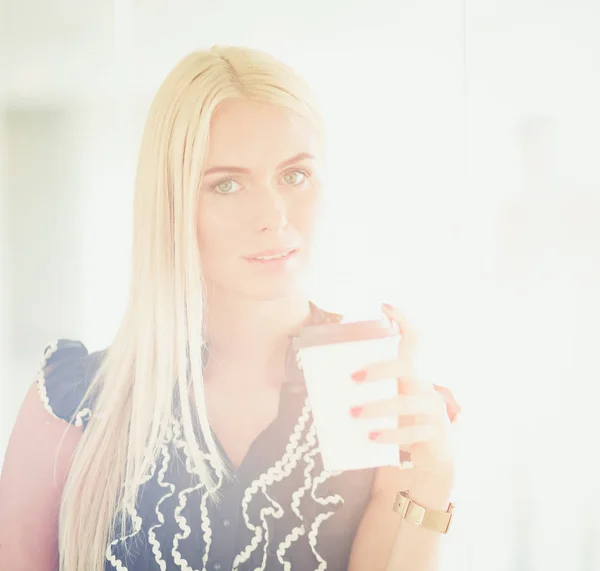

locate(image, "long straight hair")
[[57, 45, 323, 571]]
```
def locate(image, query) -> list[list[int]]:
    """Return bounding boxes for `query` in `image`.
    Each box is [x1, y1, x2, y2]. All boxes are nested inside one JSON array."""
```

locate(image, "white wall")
[[1, 1, 600, 569]]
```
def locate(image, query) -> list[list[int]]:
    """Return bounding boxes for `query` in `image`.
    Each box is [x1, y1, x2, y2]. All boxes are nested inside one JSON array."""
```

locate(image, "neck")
[[203, 293, 312, 384]]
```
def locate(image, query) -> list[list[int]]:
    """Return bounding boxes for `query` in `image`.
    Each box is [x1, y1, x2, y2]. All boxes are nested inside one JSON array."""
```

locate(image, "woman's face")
[[196, 99, 323, 301]]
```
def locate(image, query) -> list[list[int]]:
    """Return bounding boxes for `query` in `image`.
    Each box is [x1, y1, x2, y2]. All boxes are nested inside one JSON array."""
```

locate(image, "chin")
[[207, 254, 312, 302], [229, 268, 310, 302], [242, 279, 308, 302]]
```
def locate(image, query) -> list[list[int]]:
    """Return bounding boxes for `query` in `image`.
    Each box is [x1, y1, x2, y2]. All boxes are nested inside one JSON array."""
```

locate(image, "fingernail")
[[349, 406, 363, 418], [433, 384, 462, 423], [382, 303, 392, 312], [351, 370, 366, 382], [368, 431, 381, 441]]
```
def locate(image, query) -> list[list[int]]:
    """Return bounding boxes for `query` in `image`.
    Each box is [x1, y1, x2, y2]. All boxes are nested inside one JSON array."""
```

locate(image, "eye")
[[282, 169, 311, 186], [212, 179, 242, 195]]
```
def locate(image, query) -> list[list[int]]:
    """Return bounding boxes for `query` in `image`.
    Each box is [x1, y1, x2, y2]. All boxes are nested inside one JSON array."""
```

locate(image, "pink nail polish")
[[351, 370, 366, 382], [368, 431, 381, 441], [350, 406, 363, 418]]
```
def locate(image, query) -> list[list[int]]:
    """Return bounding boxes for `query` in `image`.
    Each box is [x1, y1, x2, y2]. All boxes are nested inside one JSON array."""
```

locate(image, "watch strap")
[[393, 490, 454, 534]]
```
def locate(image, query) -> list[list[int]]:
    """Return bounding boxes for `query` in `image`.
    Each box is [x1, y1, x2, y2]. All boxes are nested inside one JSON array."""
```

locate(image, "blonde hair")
[[58, 45, 323, 570]]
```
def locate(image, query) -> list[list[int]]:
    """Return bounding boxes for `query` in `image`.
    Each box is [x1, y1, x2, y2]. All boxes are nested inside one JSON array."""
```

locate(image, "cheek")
[[196, 201, 238, 264], [292, 190, 321, 236]]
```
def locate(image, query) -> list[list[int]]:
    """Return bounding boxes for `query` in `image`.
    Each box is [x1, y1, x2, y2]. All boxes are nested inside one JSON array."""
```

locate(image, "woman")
[[0, 46, 461, 571]]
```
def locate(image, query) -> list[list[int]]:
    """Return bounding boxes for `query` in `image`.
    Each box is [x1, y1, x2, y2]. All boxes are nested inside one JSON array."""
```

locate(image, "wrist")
[[408, 467, 454, 511]]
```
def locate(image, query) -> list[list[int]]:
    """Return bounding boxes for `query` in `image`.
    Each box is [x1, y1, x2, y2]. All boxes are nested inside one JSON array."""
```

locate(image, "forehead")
[[206, 99, 320, 167]]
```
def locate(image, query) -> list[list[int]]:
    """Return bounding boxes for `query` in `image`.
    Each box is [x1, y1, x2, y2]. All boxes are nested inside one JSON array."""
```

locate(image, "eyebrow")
[[203, 152, 316, 177]]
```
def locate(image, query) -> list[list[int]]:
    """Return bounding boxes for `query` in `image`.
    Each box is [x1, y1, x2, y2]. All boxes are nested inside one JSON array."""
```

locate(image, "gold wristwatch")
[[393, 490, 455, 534]]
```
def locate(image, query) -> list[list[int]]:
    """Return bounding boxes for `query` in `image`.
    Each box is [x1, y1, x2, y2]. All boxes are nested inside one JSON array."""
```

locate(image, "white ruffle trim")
[[231, 397, 313, 571], [35, 341, 93, 428], [232, 397, 344, 571], [106, 459, 158, 570], [148, 436, 176, 571], [35, 342, 60, 420], [103, 393, 356, 571], [171, 419, 223, 571]]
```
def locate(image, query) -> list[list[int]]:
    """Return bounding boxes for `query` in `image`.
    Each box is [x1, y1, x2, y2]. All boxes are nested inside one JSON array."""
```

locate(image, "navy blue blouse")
[[36, 305, 378, 571]]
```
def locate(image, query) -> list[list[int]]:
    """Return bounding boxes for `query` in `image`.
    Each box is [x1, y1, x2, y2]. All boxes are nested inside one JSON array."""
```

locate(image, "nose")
[[251, 186, 288, 233]]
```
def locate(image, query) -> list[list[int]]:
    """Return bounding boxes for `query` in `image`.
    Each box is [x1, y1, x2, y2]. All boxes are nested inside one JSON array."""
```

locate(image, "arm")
[[349, 465, 454, 571], [348, 303, 460, 571], [0, 382, 83, 570]]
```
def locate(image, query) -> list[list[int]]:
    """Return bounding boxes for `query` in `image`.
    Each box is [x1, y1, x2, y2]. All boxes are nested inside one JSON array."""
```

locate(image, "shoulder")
[[35, 339, 106, 430]]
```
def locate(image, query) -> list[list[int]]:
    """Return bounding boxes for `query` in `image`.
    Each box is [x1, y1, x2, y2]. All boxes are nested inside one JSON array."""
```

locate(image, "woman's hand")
[[349, 303, 461, 486]]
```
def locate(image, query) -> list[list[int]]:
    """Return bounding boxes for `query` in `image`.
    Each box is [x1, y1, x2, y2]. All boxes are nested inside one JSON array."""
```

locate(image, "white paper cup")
[[294, 317, 414, 473]]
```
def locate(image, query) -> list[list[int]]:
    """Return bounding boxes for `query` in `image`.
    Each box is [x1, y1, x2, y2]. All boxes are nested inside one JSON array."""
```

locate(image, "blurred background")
[[1, 0, 599, 569]]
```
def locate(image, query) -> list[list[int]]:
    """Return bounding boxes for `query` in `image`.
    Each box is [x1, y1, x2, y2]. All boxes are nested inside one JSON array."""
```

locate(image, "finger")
[[351, 394, 442, 421], [368, 424, 441, 449], [351, 358, 413, 383], [351, 362, 433, 396], [397, 376, 435, 396], [381, 303, 418, 356], [381, 303, 431, 395], [433, 384, 463, 424]]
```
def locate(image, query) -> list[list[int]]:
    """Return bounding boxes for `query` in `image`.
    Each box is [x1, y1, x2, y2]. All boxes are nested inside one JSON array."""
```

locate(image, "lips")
[[244, 248, 298, 261]]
